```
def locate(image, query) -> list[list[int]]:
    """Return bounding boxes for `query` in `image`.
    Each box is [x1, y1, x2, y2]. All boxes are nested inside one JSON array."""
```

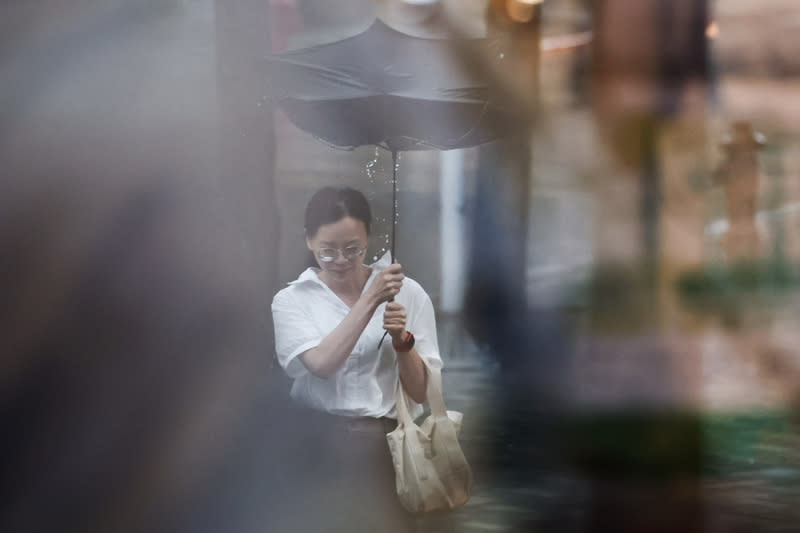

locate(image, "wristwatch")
[[393, 331, 415, 353]]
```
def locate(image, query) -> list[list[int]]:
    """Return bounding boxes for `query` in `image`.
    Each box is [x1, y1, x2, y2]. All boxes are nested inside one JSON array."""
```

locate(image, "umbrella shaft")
[[391, 150, 397, 261]]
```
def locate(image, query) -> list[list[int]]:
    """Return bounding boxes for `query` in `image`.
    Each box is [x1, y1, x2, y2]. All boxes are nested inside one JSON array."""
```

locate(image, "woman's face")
[[306, 216, 369, 282]]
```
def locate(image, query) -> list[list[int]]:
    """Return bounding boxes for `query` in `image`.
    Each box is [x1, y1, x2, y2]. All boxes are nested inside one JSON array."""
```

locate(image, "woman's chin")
[[326, 267, 352, 279]]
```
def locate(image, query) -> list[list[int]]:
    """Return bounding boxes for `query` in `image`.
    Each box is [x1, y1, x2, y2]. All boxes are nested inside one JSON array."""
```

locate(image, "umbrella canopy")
[[267, 18, 518, 348], [265, 19, 512, 152]]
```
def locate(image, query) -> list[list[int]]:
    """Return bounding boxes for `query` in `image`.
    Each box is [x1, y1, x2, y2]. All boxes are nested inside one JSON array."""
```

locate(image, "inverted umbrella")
[[266, 18, 515, 258]]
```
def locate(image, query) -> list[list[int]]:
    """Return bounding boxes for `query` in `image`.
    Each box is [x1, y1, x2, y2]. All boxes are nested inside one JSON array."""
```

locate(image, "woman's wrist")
[[360, 293, 380, 313], [392, 330, 414, 352]]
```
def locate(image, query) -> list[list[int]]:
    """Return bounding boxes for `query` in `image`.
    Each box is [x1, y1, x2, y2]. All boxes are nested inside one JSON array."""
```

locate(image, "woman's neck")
[[320, 264, 371, 303]]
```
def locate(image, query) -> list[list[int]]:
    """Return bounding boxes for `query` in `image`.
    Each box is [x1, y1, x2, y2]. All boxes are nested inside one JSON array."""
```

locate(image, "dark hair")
[[304, 187, 372, 238]]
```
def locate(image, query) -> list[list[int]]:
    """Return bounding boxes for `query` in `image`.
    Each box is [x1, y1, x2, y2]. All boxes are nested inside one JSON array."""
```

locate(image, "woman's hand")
[[385, 300, 426, 402], [383, 301, 407, 344], [363, 262, 404, 309]]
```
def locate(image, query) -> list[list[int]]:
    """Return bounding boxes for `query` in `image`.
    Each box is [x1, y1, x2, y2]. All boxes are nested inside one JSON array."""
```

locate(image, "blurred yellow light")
[[506, 0, 541, 23], [706, 21, 719, 39]]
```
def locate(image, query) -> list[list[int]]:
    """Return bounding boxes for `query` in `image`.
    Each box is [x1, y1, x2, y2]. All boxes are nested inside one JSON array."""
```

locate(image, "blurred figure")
[[0, 2, 291, 532], [713, 121, 766, 260]]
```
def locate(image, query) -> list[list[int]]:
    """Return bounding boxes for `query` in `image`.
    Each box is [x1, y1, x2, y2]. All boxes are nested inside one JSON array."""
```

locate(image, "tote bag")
[[386, 360, 473, 513]]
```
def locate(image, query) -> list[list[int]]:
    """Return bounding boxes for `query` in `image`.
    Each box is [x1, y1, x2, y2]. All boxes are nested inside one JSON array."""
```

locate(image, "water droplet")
[[373, 255, 378, 261], [500, 53, 505, 59], [365, 147, 380, 184]]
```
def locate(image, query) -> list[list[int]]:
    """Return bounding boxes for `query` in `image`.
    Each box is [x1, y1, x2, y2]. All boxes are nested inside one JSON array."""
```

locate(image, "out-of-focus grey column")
[[440, 149, 467, 313], [215, 0, 279, 366]]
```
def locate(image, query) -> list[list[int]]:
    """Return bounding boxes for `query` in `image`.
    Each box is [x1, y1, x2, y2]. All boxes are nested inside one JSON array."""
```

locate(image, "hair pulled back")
[[304, 187, 372, 238]]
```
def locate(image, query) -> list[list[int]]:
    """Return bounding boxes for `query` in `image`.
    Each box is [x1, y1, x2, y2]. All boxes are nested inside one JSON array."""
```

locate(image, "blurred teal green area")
[[566, 409, 800, 480], [677, 259, 800, 313], [703, 409, 800, 478]]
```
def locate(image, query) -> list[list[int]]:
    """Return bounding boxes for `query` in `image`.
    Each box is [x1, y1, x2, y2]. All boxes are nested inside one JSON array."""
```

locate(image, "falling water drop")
[[365, 152, 379, 185]]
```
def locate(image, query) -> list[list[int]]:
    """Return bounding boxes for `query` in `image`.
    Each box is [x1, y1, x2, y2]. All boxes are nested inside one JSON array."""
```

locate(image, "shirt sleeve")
[[407, 282, 443, 371], [271, 289, 320, 379]]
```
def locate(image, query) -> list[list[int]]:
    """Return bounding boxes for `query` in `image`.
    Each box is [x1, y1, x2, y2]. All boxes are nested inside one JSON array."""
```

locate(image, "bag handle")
[[394, 375, 415, 426], [424, 364, 448, 419], [394, 356, 449, 424]]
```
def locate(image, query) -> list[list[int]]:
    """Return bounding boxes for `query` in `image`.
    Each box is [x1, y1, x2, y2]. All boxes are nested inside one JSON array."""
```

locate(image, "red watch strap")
[[393, 331, 414, 352]]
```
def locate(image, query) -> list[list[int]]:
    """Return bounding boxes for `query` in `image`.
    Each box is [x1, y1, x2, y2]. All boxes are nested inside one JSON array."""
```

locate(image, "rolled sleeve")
[[408, 286, 443, 371], [271, 289, 320, 379]]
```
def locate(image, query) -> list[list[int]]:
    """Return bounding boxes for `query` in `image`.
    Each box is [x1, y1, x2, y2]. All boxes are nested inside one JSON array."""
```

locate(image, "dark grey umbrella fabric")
[[265, 19, 512, 152]]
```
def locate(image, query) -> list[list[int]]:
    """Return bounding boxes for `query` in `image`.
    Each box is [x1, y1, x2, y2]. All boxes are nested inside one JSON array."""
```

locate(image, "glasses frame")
[[316, 245, 367, 263]]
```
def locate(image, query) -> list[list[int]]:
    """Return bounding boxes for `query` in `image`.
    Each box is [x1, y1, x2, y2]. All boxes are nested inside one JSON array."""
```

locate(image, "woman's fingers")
[[370, 267, 404, 304], [384, 303, 405, 316], [381, 282, 402, 300], [382, 275, 404, 286], [382, 264, 404, 280], [383, 302, 407, 337]]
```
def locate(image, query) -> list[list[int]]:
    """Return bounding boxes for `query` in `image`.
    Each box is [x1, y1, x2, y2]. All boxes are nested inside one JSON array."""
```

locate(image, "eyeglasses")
[[316, 245, 366, 263]]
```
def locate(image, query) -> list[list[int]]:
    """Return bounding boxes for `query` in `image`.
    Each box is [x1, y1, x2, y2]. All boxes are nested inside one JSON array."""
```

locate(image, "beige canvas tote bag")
[[386, 360, 473, 513]]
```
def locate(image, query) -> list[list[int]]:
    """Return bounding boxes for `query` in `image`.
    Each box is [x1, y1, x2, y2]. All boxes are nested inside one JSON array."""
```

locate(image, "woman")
[[271, 187, 442, 532]]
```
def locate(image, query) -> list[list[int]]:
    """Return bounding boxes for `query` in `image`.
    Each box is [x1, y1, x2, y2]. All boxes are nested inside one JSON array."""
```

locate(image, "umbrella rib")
[[265, 58, 373, 93], [445, 100, 491, 147]]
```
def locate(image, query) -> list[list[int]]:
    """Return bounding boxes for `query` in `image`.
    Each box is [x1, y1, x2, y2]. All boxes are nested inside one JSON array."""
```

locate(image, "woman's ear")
[[305, 231, 313, 252]]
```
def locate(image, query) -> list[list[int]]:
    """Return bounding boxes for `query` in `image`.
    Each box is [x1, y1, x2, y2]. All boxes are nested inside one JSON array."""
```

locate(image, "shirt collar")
[[287, 250, 393, 287]]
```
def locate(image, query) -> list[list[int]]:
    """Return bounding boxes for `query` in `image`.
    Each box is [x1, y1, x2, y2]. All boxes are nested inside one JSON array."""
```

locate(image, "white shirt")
[[271, 252, 442, 419]]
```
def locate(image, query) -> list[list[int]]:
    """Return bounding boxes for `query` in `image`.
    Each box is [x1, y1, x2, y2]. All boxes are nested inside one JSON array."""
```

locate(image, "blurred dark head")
[[0, 2, 287, 533]]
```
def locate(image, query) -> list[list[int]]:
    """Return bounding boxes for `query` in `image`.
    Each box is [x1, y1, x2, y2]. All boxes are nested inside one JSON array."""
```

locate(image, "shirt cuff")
[[419, 352, 443, 371], [282, 339, 321, 379]]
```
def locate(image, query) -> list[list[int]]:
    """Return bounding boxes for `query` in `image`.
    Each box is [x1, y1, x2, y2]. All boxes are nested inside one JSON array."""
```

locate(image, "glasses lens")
[[343, 246, 363, 260], [318, 249, 336, 262], [318, 247, 363, 262]]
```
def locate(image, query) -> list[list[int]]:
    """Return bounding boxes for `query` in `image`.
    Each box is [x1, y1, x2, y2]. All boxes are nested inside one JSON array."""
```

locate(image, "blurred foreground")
[[4, 1, 800, 532]]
